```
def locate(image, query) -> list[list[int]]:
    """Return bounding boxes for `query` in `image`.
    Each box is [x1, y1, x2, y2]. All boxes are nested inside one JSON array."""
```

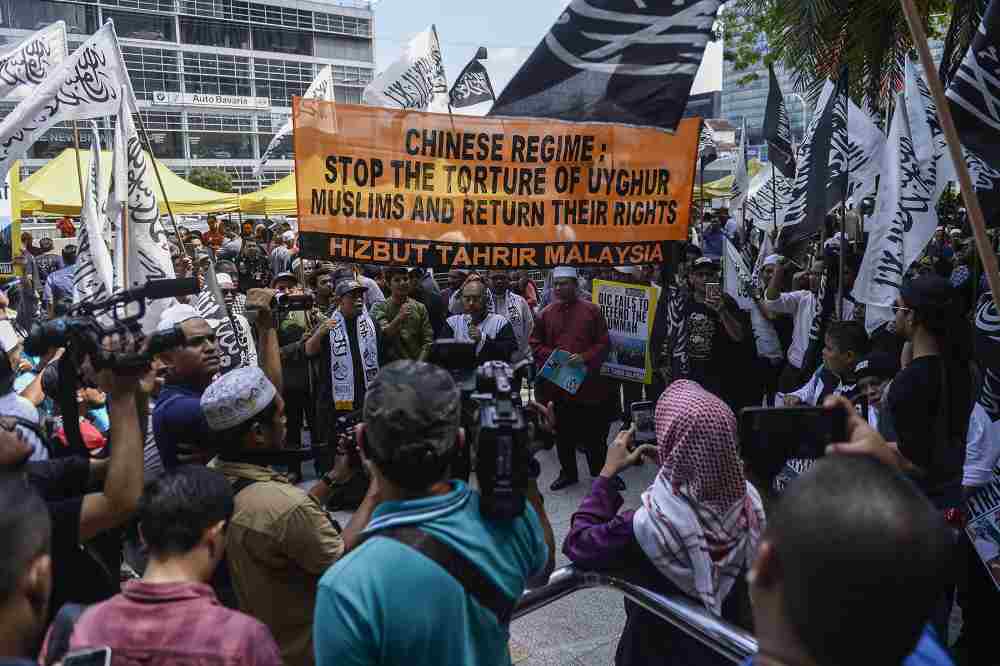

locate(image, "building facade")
[[0, 0, 375, 193]]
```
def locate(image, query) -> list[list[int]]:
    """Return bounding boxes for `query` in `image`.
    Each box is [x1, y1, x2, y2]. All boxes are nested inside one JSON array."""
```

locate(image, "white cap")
[[614, 266, 640, 276], [200, 366, 277, 431], [216, 273, 235, 290], [281, 230, 295, 242], [762, 254, 782, 268], [157, 303, 202, 332], [552, 266, 578, 280]]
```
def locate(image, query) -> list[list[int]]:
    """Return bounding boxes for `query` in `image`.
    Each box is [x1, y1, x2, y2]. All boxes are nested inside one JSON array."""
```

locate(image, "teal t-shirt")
[[314, 481, 548, 666]]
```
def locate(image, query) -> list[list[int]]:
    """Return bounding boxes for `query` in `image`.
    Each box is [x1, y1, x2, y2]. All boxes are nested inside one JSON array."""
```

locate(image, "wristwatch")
[[321, 470, 338, 487]]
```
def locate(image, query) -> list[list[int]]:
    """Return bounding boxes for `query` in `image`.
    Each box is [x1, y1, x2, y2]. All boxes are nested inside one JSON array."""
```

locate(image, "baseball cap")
[[281, 230, 295, 242], [363, 361, 461, 460], [201, 366, 277, 432], [335, 279, 366, 298], [692, 257, 719, 271], [900, 275, 955, 310], [854, 352, 900, 382]]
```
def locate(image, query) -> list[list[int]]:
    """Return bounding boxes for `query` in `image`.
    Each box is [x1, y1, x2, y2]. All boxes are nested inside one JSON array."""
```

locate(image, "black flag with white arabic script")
[[946, 0, 1000, 172], [698, 122, 718, 165], [449, 53, 495, 108], [764, 64, 796, 178], [779, 69, 847, 250], [488, 0, 722, 131]]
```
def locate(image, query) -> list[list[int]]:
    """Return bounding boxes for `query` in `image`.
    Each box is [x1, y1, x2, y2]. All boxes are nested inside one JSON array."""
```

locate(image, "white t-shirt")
[[764, 289, 817, 368], [963, 403, 1000, 488], [750, 302, 783, 361]]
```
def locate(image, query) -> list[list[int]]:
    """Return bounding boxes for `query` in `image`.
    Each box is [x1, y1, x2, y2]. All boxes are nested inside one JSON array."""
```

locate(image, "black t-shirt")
[[887, 355, 971, 504], [27, 458, 117, 621], [684, 300, 753, 408]]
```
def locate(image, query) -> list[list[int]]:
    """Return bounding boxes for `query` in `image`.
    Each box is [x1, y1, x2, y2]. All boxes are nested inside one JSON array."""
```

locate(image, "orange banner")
[[293, 99, 698, 269]]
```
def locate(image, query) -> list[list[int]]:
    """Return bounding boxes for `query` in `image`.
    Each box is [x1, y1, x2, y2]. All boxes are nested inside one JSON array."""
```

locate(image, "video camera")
[[428, 340, 544, 522], [24, 278, 199, 371], [245, 292, 314, 324]]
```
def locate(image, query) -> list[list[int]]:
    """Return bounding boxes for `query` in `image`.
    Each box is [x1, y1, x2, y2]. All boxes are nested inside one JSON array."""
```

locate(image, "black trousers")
[[554, 401, 612, 480]]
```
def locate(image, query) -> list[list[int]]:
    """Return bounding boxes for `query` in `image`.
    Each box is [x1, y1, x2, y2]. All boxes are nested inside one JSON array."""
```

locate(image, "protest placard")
[[966, 462, 1000, 591], [293, 100, 698, 269], [592, 279, 658, 384]]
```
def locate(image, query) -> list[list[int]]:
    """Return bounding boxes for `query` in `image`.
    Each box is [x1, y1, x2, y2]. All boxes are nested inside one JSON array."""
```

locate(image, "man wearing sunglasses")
[[152, 289, 283, 473]]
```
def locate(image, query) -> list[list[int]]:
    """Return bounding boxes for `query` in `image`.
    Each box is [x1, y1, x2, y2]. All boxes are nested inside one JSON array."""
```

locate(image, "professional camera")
[[473, 361, 534, 521], [427, 340, 544, 521], [24, 278, 199, 371], [245, 292, 314, 323]]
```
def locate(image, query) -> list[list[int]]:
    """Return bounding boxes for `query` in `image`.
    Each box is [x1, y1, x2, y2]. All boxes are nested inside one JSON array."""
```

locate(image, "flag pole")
[[838, 67, 849, 321], [71, 121, 86, 214], [770, 166, 778, 235], [133, 109, 186, 250], [900, 0, 1000, 314]]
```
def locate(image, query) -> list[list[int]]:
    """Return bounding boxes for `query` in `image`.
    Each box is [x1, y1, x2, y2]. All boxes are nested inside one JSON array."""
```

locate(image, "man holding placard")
[[530, 267, 612, 491]]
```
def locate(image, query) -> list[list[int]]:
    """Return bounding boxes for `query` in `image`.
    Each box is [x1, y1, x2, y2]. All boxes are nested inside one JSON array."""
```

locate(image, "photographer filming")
[[0, 349, 145, 623], [304, 279, 384, 509], [314, 361, 549, 666]]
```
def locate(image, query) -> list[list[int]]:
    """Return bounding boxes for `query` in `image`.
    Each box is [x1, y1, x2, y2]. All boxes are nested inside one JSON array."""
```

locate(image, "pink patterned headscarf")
[[632, 380, 765, 615]]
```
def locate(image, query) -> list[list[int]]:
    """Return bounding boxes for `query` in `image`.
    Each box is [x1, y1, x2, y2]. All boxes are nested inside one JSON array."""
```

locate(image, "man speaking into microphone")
[[440, 276, 517, 364]]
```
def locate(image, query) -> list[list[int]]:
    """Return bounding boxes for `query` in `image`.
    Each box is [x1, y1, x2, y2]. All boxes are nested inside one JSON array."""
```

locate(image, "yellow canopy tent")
[[18, 148, 240, 216], [239, 172, 297, 215], [693, 159, 765, 203]]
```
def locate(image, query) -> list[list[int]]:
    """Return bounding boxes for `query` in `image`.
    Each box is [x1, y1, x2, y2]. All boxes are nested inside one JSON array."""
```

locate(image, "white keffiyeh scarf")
[[329, 309, 379, 410]]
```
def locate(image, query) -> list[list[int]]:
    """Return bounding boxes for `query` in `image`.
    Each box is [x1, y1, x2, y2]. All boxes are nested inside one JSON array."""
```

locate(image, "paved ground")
[[507, 430, 659, 666], [326, 419, 657, 666]]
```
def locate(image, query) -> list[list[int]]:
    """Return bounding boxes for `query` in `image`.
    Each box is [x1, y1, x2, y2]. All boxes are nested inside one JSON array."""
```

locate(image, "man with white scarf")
[[305, 279, 383, 509], [487, 270, 534, 378], [440, 279, 517, 365]]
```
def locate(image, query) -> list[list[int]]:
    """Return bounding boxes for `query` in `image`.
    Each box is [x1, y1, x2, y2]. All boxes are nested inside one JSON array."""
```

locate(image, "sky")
[[369, 0, 723, 100]]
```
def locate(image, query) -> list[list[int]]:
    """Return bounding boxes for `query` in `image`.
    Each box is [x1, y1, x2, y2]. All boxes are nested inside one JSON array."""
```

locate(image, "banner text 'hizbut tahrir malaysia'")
[[293, 99, 698, 269]]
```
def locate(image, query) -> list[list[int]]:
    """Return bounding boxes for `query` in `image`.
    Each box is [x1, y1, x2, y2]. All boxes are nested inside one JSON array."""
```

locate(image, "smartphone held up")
[[738, 405, 848, 480]]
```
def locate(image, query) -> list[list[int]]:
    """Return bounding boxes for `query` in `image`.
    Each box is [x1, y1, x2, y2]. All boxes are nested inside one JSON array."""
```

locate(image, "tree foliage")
[[720, 0, 985, 116], [187, 167, 234, 193]]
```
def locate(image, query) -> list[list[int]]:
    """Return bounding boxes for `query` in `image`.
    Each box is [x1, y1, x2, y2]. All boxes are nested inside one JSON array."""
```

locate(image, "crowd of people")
[[0, 211, 993, 666]]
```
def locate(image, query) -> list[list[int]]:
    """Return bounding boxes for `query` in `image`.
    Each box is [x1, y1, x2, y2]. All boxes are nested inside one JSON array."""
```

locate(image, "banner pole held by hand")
[[900, 0, 1000, 314]]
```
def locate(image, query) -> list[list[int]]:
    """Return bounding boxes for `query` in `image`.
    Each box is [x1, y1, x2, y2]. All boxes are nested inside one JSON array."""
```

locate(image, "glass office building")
[[722, 32, 945, 160], [0, 0, 375, 193]]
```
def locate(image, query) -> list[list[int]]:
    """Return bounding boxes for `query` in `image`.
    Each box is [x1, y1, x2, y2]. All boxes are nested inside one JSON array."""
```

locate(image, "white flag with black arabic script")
[[363, 26, 449, 113], [0, 21, 136, 180], [746, 164, 793, 233], [853, 95, 939, 332], [0, 21, 68, 100], [723, 238, 753, 311], [73, 121, 114, 307], [112, 90, 177, 333], [254, 65, 335, 176]]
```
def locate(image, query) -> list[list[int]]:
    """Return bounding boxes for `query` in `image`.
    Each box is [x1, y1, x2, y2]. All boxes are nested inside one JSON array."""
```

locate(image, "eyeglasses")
[[890, 305, 911, 313]]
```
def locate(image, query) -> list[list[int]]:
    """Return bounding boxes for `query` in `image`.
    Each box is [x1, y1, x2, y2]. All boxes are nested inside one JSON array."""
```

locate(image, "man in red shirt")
[[56, 216, 76, 238], [62, 466, 282, 666], [530, 266, 612, 490], [203, 216, 225, 249]]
